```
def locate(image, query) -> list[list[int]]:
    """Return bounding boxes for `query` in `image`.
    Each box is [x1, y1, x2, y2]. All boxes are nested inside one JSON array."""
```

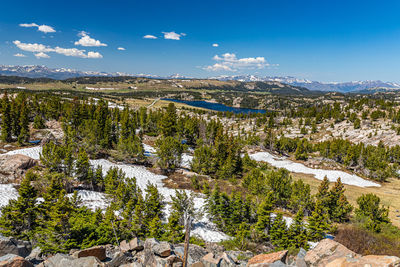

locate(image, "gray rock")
[[106, 251, 129, 267], [201, 253, 222, 267], [0, 237, 32, 258], [270, 260, 288, 267], [129, 238, 144, 251], [0, 253, 34, 267], [25, 247, 43, 265], [37, 254, 104, 267], [174, 244, 208, 265], [0, 154, 37, 183], [153, 242, 172, 257]]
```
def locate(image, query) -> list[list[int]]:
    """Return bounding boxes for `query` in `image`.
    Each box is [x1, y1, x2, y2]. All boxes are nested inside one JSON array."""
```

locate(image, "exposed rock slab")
[[247, 250, 288, 266]]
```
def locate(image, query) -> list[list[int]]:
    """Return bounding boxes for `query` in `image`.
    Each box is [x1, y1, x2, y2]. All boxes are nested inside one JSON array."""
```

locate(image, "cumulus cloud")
[[19, 23, 56, 33], [14, 53, 27, 57], [204, 53, 271, 72], [117, 47, 126, 50], [74, 32, 107, 47], [143, 35, 157, 39], [212, 43, 219, 47], [162, 31, 183, 40], [35, 52, 50, 59], [13, 40, 102, 59]]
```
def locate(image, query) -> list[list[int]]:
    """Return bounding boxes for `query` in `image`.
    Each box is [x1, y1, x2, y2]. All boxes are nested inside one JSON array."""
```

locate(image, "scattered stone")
[[174, 244, 208, 265], [129, 238, 144, 251], [119, 240, 131, 253], [152, 242, 172, 257], [0, 254, 34, 267], [72, 246, 106, 261], [25, 247, 42, 265], [247, 250, 288, 267], [201, 253, 222, 267]]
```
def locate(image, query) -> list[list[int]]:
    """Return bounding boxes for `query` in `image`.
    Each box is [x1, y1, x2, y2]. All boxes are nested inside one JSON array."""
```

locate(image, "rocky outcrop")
[[305, 239, 400, 267], [37, 254, 104, 267], [0, 237, 32, 258], [0, 254, 34, 267], [0, 154, 37, 183], [326, 255, 400, 267], [3, 237, 400, 266]]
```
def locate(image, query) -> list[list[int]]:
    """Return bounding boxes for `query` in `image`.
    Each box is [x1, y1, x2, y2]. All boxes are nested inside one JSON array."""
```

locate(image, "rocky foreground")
[[0, 236, 399, 267]]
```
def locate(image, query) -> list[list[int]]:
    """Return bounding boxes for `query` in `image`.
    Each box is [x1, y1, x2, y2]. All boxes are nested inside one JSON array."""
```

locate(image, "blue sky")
[[1, 0, 400, 82]]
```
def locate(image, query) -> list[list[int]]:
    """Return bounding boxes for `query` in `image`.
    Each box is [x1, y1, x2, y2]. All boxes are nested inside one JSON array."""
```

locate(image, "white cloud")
[[35, 52, 50, 59], [14, 53, 27, 57], [143, 35, 157, 39], [19, 23, 38, 28], [37, 25, 56, 33], [212, 43, 219, 47], [19, 23, 55, 33], [13, 40, 52, 53], [117, 47, 126, 51], [87, 51, 103, 58], [204, 53, 271, 72], [162, 31, 183, 40], [74, 32, 107, 47], [13, 40, 103, 59]]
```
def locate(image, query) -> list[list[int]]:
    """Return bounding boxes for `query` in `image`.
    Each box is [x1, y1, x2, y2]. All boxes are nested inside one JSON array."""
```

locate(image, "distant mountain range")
[[1, 65, 399, 93], [213, 75, 400, 93]]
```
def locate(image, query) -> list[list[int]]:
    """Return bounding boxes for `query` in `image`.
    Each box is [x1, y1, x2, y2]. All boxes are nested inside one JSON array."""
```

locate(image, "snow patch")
[[5, 146, 42, 160], [0, 184, 18, 209], [249, 151, 380, 188]]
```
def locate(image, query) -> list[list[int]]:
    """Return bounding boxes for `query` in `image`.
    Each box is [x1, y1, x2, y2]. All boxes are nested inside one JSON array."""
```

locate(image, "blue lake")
[[162, 98, 266, 114]]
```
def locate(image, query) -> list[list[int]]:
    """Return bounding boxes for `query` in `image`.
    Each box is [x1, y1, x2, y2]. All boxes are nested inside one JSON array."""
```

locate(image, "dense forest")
[[0, 90, 400, 257]]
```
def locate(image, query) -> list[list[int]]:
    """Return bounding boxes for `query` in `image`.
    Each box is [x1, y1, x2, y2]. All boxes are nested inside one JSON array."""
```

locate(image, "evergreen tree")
[[0, 171, 37, 239], [156, 136, 183, 171], [254, 192, 274, 238], [289, 179, 313, 215], [287, 209, 309, 249], [269, 213, 288, 249], [328, 178, 353, 222], [159, 103, 177, 137], [356, 193, 390, 232], [17, 100, 30, 144], [1, 93, 12, 142], [307, 200, 330, 241], [33, 114, 45, 129], [144, 183, 165, 228], [75, 148, 90, 182]]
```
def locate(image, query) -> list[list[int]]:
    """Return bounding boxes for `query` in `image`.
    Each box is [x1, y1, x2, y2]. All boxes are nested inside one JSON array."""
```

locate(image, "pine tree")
[[315, 176, 330, 208], [289, 179, 313, 215], [0, 171, 37, 239], [328, 178, 353, 222], [287, 209, 309, 249], [17, 100, 30, 144], [1, 92, 12, 142], [269, 213, 288, 249], [33, 114, 45, 129], [156, 136, 183, 171], [75, 148, 90, 182], [144, 183, 165, 227], [159, 103, 177, 137], [148, 215, 164, 238], [307, 200, 330, 241], [254, 192, 274, 238]]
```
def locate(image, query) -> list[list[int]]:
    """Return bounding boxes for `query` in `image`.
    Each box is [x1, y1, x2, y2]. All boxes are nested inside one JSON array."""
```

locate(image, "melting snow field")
[[2, 146, 229, 242], [249, 151, 380, 188], [5, 146, 42, 160], [0, 184, 18, 209]]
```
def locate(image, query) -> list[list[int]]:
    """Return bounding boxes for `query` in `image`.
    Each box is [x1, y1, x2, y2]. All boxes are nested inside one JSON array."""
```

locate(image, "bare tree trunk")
[[182, 217, 192, 267]]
